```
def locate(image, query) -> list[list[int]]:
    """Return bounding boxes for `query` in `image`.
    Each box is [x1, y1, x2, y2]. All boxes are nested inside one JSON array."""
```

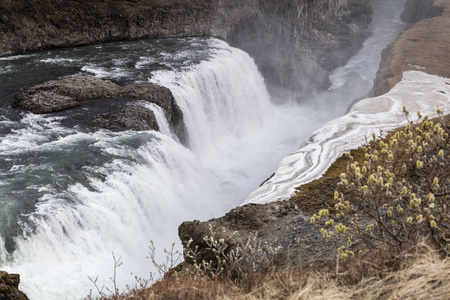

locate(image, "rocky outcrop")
[[0, 271, 28, 300], [179, 201, 342, 273], [14, 75, 122, 114], [93, 105, 159, 131], [0, 0, 372, 98], [373, 0, 450, 96], [401, 0, 442, 23], [13, 75, 186, 137]]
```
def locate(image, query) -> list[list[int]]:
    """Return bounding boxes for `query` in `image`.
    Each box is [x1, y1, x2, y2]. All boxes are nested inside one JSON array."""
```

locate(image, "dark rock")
[[13, 75, 188, 138], [170, 102, 189, 147], [0, 0, 372, 99], [122, 83, 188, 145], [123, 83, 174, 119], [0, 271, 29, 300], [93, 105, 159, 131], [401, 0, 442, 24], [179, 201, 343, 273], [13, 75, 121, 114]]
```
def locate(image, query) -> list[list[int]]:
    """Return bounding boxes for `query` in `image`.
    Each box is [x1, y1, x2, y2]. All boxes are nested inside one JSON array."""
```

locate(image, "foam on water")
[[0, 114, 71, 154], [0, 1, 413, 298], [0, 54, 35, 61], [1, 38, 306, 300], [80, 65, 132, 80], [40, 58, 77, 64]]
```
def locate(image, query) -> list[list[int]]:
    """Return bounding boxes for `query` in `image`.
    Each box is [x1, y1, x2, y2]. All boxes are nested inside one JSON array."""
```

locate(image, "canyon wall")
[[227, 0, 372, 98], [0, 0, 371, 98], [373, 0, 450, 96]]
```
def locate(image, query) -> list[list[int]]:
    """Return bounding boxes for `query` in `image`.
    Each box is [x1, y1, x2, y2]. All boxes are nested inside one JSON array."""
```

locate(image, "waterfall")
[[0, 38, 276, 300], [0, 1, 412, 298], [149, 39, 271, 158]]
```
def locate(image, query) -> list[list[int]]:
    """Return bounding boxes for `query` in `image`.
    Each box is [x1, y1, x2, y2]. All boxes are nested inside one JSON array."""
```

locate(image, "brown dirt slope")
[[143, 247, 450, 300]]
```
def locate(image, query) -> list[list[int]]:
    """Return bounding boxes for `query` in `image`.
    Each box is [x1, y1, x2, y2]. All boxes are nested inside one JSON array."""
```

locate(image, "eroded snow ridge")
[[244, 71, 450, 205]]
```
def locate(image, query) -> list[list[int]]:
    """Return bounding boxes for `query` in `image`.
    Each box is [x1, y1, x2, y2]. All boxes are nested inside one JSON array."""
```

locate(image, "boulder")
[[0, 271, 28, 300], [13, 75, 187, 140], [93, 105, 159, 131], [123, 82, 188, 144], [14, 75, 121, 114], [179, 201, 343, 274]]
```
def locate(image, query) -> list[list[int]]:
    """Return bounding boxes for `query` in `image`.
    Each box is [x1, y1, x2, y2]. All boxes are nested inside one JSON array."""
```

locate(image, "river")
[[0, 0, 406, 298]]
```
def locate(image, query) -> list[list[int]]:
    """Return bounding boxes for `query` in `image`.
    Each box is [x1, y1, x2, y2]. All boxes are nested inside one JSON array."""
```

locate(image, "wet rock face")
[[179, 201, 342, 273], [93, 105, 159, 131], [0, 0, 372, 99], [229, 0, 372, 99], [401, 0, 442, 23], [13, 75, 186, 136], [0, 271, 29, 300]]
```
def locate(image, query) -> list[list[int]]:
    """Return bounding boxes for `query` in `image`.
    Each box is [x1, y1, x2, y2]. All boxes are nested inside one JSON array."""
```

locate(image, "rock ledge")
[[14, 75, 187, 140], [0, 271, 28, 300]]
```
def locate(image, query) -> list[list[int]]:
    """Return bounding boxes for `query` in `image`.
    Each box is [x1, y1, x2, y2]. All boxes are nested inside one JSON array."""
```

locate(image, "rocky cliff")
[[373, 0, 450, 96], [178, 201, 342, 274], [0, 0, 371, 98], [227, 0, 372, 98]]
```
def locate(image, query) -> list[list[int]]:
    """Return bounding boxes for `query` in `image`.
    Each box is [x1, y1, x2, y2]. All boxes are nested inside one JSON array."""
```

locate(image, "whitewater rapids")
[[0, 0, 413, 298]]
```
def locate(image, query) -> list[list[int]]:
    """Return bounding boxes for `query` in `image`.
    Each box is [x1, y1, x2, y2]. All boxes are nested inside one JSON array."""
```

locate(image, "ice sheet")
[[244, 71, 450, 205]]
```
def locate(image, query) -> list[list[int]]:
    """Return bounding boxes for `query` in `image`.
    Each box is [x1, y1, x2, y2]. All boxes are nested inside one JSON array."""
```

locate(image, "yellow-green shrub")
[[313, 108, 449, 259]]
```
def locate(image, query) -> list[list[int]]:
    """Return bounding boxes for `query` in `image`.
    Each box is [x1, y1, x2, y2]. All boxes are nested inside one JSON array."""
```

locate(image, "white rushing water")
[[0, 0, 412, 298], [1, 39, 327, 300], [302, 0, 408, 116]]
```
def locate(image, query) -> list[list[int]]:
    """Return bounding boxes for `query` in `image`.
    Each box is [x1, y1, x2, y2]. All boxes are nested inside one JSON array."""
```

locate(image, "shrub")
[[312, 108, 449, 260], [182, 223, 282, 280]]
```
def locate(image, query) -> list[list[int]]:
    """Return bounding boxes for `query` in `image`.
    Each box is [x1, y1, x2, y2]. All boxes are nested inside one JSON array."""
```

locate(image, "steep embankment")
[[373, 0, 450, 95], [0, 0, 371, 97]]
